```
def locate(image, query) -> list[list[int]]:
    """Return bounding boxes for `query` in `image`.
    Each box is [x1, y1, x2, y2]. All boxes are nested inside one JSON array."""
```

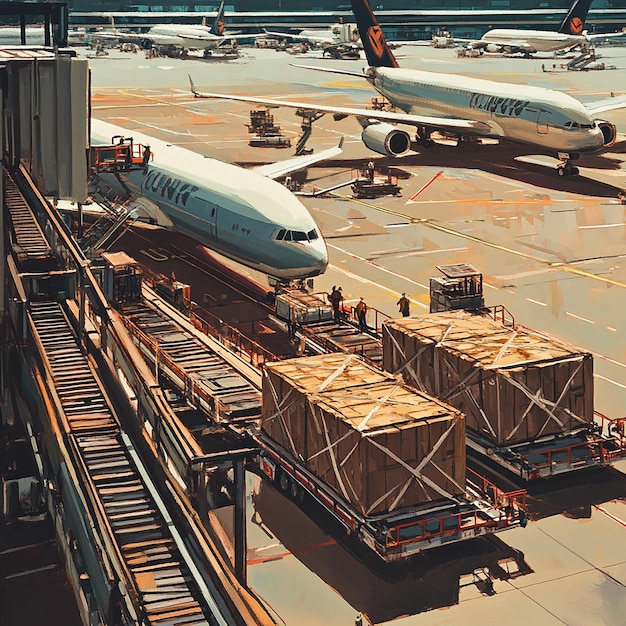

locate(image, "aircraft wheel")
[[557, 166, 568, 177], [570, 166, 579, 176]]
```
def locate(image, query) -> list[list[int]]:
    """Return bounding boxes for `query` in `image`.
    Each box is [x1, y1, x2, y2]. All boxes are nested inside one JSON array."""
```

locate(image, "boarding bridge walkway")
[[4, 163, 274, 626]]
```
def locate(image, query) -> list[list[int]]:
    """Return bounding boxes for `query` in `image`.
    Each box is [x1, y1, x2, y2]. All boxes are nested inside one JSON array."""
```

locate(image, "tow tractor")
[[351, 163, 402, 199], [429, 263, 626, 480]]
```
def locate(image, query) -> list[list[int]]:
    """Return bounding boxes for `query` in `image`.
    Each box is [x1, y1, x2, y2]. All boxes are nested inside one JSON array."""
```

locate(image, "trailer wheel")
[[278, 469, 290, 492], [296, 485, 306, 503], [289, 480, 300, 500]]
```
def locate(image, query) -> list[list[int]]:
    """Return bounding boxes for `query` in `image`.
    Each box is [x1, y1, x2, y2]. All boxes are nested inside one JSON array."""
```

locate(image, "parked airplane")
[[90, 119, 343, 281], [189, 0, 626, 176], [456, 0, 625, 56], [122, 1, 254, 55]]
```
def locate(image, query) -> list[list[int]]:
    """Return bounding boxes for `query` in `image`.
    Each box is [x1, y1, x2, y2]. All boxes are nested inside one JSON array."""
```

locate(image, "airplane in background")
[[189, 0, 626, 177], [455, 0, 626, 56], [90, 119, 343, 282], [120, 1, 255, 56]]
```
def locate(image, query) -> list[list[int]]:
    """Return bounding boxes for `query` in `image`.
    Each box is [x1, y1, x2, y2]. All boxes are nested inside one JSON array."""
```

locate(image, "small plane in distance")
[[90, 119, 343, 283], [189, 0, 626, 177], [456, 0, 626, 56]]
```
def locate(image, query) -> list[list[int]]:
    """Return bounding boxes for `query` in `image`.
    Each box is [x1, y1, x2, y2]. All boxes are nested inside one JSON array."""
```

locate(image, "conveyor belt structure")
[[28, 300, 225, 626]]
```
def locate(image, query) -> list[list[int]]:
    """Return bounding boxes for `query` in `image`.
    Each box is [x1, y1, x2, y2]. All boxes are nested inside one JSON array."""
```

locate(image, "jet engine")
[[597, 121, 617, 148], [485, 43, 502, 53], [361, 123, 411, 157]]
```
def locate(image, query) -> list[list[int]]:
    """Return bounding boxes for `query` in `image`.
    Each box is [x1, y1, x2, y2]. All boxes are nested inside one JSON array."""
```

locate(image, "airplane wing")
[[188, 75, 492, 135], [583, 94, 626, 115], [181, 32, 256, 43], [587, 30, 626, 43], [253, 138, 345, 179], [264, 29, 332, 45], [459, 38, 535, 53]]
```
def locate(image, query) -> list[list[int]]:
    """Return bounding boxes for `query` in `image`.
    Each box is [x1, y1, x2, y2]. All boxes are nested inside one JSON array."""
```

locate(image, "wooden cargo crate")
[[382, 312, 593, 446], [262, 353, 465, 516]]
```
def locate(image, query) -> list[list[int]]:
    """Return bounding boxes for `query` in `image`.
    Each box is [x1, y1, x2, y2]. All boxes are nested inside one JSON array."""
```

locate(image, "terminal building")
[[64, 1, 626, 41]]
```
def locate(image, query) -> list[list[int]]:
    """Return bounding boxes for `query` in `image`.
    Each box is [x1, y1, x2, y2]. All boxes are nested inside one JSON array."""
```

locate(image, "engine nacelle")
[[598, 121, 617, 148], [485, 43, 502, 53], [361, 123, 411, 157]]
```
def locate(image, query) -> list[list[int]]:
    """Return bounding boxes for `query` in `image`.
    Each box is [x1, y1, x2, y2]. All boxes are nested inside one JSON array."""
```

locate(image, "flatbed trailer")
[[467, 416, 626, 481], [252, 431, 528, 562]]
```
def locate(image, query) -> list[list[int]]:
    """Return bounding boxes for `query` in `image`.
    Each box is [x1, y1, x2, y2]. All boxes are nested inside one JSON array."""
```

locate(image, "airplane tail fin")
[[558, 0, 593, 35], [210, 0, 226, 36], [350, 0, 399, 68]]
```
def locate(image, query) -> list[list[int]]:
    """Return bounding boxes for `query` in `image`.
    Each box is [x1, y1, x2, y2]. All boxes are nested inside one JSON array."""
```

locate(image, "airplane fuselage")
[[144, 25, 224, 50], [368, 67, 605, 154], [480, 28, 587, 53], [91, 120, 328, 281]]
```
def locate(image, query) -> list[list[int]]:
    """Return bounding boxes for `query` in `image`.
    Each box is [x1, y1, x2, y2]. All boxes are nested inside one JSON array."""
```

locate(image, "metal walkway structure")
[[4, 163, 274, 625]]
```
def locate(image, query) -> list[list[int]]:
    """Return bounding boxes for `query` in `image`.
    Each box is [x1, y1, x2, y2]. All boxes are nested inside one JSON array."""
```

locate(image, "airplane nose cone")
[[311, 238, 329, 274]]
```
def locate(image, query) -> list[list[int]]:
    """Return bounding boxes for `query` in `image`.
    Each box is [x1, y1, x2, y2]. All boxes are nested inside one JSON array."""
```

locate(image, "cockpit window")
[[276, 228, 320, 242]]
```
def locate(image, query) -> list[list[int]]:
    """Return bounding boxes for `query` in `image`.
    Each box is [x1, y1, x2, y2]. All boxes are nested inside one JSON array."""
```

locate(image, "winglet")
[[188, 74, 198, 97]]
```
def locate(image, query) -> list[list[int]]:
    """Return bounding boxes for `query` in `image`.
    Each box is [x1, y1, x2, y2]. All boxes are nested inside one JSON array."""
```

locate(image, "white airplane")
[[188, 0, 626, 177], [90, 119, 343, 282], [122, 1, 254, 55], [457, 0, 625, 56]]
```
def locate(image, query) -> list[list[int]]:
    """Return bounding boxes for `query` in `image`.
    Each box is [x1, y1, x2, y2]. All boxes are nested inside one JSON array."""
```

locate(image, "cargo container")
[[383, 311, 626, 479], [255, 353, 527, 561]]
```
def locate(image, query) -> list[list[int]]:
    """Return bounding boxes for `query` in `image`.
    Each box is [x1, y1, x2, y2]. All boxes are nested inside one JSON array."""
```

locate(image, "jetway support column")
[[234, 458, 247, 587]]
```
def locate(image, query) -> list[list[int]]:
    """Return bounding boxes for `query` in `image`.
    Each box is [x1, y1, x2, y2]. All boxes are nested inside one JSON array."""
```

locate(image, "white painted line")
[[565, 311, 595, 324], [578, 223, 625, 230], [526, 298, 547, 307], [594, 374, 626, 391], [607, 326, 617, 332], [328, 244, 429, 290]]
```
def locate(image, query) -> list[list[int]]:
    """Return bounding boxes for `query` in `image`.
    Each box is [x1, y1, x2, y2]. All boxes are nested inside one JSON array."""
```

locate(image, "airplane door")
[[208, 206, 218, 241], [537, 111, 550, 134]]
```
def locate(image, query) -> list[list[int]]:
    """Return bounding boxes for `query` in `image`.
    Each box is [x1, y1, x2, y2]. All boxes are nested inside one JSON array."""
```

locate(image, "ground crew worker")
[[143, 144, 151, 168], [329, 286, 343, 323], [366, 160, 375, 182], [397, 292, 410, 317], [355, 297, 367, 332]]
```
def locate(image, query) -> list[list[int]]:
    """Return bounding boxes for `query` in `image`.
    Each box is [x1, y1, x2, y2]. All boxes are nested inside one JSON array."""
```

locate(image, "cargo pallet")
[[467, 415, 626, 481], [254, 433, 528, 562]]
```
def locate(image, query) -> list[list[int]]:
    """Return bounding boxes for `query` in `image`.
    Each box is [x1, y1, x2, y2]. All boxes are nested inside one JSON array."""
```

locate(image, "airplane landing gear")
[[557, 152, 579, 177], [416, 126, 434, 147]]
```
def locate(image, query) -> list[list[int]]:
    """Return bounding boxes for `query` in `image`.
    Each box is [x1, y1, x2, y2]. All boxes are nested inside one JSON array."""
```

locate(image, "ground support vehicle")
[[467, 416, 626, 481], [253, 431, 528, 562]]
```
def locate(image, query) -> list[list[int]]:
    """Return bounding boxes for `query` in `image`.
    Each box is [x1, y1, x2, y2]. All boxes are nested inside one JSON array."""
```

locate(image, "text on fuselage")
[[469, 94, 530, 116], [142, 170, 199, 206]]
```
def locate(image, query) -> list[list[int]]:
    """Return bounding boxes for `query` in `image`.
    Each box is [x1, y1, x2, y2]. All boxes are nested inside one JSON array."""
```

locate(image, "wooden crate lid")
[[265, 353, 390, 391], [311, 380, 461, 433], [384, 311, 589, 369], [265, 354, 461, 432]]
